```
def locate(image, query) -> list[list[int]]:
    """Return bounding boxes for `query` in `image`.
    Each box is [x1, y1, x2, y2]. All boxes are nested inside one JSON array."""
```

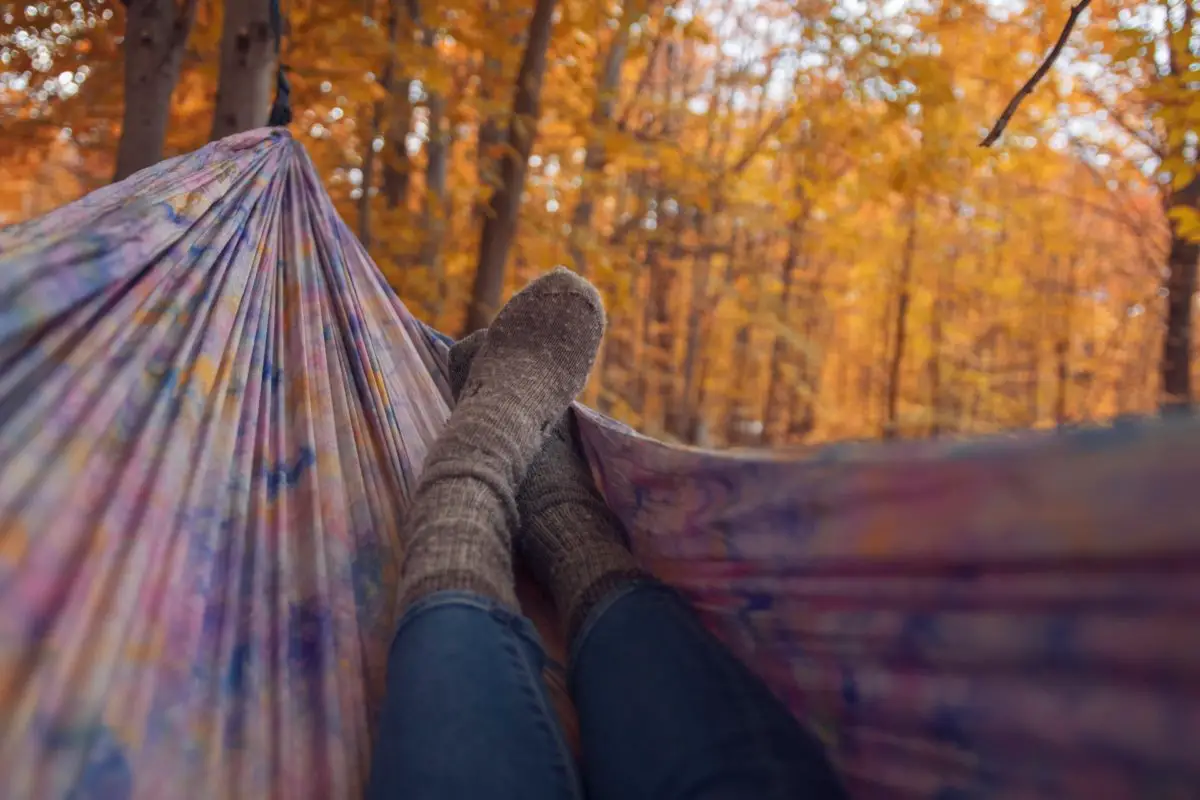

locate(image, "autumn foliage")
[[2, 0, 1198, 448]]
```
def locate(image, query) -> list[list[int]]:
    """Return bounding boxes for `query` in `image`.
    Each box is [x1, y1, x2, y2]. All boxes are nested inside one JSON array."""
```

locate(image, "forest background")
[[2, 0, 1198, 449]]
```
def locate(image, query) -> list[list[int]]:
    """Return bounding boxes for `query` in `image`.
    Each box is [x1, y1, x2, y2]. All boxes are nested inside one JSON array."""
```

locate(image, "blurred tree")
[[1074, 0, 1200, 409], [0, 0, 1192, 447], [210, 0, 276, 140], [466, 0, 560, 332], [113, 0, 196, 180]]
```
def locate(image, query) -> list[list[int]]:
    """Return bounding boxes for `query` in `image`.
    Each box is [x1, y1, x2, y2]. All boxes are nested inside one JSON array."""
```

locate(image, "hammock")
[[1, 128, 1197, 799]]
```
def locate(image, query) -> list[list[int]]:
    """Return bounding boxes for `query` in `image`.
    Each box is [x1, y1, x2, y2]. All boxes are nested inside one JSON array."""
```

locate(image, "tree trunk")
[[673, 196, 722, 441], [673, 87, 732, 441], [469, 0, 510, 227], [359, 0, 402, 250], [384, 0, 438, 214], [465, 0, 559, 333], [639, 194, 676, 432], [763, 222, 802, 443], [210, 0, 275, 142], [726, 232, 767, 446], [1054, 340, 1070, 424], [382, 81, 414, 210], [637, 240, 666, 422], [928, 244, 957, 437], [786, 256, 830, 442], [378, 1, 442, 287], [472, 97, 502, 222], [113, 0, 197, 182], [928, 306, 944, 436], [1160, 177, 1200, 412], [883, 199, 918, 440], [567, 1, 640, 277], [1054, 255, 1077, 426], [965, 205, 1008, 431], [417, 88, 450, 304], [596, 172, 648, 414], [690, 221, 746, 445], [359, 94, 379, 248], [415, 11, 449, 279]]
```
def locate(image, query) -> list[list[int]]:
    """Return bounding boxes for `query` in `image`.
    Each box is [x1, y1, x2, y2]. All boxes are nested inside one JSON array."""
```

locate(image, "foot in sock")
[[397, 268, 605, 612], [448, 330, 647, 642]]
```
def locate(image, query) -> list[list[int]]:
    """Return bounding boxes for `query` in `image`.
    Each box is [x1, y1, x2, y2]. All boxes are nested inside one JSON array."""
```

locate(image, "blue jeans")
[[368, 580, 844, 799]]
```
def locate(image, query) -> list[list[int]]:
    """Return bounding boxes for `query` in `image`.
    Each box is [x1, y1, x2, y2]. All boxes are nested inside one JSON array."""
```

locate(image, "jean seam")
[[391, 590, 511, 646], [404, 589, 503, 616], [499, 616, 585, 800], [569, 578, 668, 665]]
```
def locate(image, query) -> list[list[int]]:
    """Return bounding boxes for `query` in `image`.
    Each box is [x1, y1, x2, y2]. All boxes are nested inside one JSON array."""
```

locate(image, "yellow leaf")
[[1168, 205, 1200, 242], [1172, 165, 1196, 191], [1112, 42, 1144, 61]]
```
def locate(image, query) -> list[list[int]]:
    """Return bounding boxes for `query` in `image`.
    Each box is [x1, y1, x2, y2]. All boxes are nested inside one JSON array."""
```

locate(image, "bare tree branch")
[[981, 0, 1092, 147]]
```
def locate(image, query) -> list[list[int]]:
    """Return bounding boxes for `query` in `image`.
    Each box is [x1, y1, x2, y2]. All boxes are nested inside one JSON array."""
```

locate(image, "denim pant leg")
[[570, 580, 846, 800], [368, 591, 583, 800]]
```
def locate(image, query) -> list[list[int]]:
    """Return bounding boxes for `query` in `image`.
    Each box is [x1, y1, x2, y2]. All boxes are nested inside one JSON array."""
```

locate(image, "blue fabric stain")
[[631, 483, 650, 512], [897, 613, 940, 664], [930, 706, 971, 749], [1043, 616, 1078, 668], [228, 642, 251, 694], [837, 667, 863, 757], [840, 668, 861, 708], [224, 641, 252, 748], [423, 324, 455, 348], [738, 591, 775, 613], [52, 726, 133, 800], [261, 359, 283, 389], [157, 366, 180, 394], [161, 202, 187, 226], [265, 446, 315, 500], [287, 600, 327, 676], [198, 537, 237, 645], [200, 593, 228, 645], [758, 500, 818, 541]]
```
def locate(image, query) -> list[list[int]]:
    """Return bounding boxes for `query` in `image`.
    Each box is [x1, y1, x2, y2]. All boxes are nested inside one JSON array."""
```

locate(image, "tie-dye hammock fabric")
[[1, 128, 1198, 799]]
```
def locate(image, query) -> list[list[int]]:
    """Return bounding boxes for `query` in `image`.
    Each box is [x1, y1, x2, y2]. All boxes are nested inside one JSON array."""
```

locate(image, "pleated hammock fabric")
[[1, 128, 1199, 799]]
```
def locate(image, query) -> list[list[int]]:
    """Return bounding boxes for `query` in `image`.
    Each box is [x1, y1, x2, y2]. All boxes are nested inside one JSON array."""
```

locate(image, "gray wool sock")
[[397, 268, 606, 612], [448, 331, 647, 642]]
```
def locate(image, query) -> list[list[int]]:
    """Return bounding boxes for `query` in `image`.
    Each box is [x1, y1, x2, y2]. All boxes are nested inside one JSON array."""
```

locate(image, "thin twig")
[[980, 0, 1092, 147]]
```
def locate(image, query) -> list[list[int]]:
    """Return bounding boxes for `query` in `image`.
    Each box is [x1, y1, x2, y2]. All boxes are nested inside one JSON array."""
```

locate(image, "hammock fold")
[[1, 129, 1197, 799]]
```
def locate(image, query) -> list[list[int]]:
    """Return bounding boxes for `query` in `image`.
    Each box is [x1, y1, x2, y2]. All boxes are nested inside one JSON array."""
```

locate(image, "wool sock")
[[448, 331, 647, 641], [396, 268, 605, 612]]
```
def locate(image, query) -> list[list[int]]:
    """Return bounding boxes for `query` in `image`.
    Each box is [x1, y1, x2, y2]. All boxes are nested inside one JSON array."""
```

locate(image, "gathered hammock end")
[[0, 128, 1198, 798]]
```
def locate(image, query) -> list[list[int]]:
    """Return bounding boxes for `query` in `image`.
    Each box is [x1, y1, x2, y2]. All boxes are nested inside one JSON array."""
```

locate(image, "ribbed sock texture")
[[397, 268, 605, 612], [448, 330, 647, 641]]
